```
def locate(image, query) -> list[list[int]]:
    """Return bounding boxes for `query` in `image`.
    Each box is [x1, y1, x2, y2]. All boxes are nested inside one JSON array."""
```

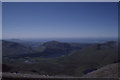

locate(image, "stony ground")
[[2, 72, 79, 79], [1, 63, 120, 80], [82, 63, 119, 78]]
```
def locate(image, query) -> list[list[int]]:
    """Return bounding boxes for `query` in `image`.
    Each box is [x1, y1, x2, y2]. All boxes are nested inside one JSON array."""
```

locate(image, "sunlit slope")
[[82, 63, 119, 78]]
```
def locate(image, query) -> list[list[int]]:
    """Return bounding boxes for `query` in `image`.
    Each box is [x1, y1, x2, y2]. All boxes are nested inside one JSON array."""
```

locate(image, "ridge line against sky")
[[1, 0, 120, 2]]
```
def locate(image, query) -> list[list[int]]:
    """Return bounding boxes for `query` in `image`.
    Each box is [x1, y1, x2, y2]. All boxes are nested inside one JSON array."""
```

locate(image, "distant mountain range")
[[2, 40, 118, 77], [2, 40, 92, 58], [2, 40, 32, 57]]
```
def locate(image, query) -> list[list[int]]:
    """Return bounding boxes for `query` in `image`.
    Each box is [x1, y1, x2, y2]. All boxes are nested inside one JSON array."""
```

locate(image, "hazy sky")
[[2, 2, 118, 39]]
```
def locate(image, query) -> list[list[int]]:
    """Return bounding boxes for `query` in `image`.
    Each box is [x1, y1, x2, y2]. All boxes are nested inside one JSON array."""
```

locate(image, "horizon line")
[[1, 0, 120, 2], [2, 37, 118, 39]]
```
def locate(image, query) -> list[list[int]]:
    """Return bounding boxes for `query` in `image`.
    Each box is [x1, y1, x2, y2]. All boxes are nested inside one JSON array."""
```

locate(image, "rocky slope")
[[82, 63, 119, 78]]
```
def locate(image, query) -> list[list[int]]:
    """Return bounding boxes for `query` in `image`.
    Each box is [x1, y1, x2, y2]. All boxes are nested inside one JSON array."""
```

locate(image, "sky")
[[2, 2, 118, 39]]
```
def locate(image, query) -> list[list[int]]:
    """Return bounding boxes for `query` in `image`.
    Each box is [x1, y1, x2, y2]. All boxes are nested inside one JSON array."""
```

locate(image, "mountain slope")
[[2, 40, 93, 58], [55, 41, 118, 76], [13, 41, 73, 58], [82, 63, 119, 78], [2, 40, 32, 57], [3, 41, 118, 77]]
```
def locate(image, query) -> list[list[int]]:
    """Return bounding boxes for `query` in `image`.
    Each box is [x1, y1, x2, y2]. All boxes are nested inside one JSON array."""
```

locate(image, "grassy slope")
[[2, 40, 32, 57]]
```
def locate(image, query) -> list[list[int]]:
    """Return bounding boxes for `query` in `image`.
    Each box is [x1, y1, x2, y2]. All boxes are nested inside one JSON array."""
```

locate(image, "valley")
[[2, 40, 118, 78]]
